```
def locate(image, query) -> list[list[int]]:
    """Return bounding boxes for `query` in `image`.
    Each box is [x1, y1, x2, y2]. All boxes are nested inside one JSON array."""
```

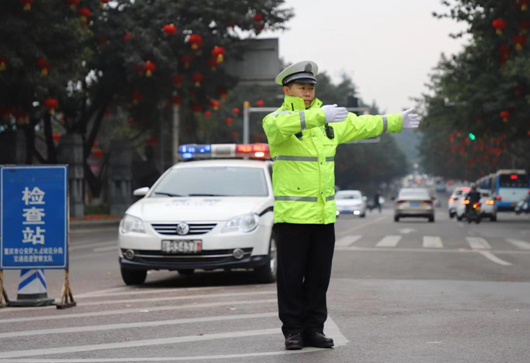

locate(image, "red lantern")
[[217, 87, 228, 100], [226, 21, 235, 28], [520, 20, 530, 34], [499, 45, 511, 54], [180, 55, 193, 69], [233, 107, 240, 114], [172, 74, 184, 88], [171, 95, 182, 108], [191, 103, 203, 114], [513, 34, 527, 50], [0, 56, 6, 71], [499, 53, 510, 65], [203, 111, 211, 118], [226, 117, 234, 126], [500, 111, 510, 122], [124, 32, 131, 41], [163, 24, 177, 36], [143, 60, 156, 77], [192, 72, 204, 87], [211, 46, 225, 63], [256, 100, 265, 107], [521, 0, 529, 11], [100, 0, 109, 8], [231, 131, 239, 140], [93, 149, 104, 159], [44, 98, 59, 114], [127, 117, 135, 125], [37, 57, 51, 76], [78, 7, 91, 23], [132, 89, 142, 105], [92, 140, 97, 149], [149, 136, 158, 147], [65, 0, 80, 10], [19, 0, 33, 11], [492, 18, 507, 35], [188, 34, 203, 50], [52, 133, 61, 142], [207, 58, 218, 71], [254, 13, 264, 22]]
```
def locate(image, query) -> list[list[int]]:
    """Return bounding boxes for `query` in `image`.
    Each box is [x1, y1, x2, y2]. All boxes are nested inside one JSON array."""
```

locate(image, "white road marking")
[[506, 239, 530, 250], [0, 318, 347, 361], [338, 216, 386, 237], [70, 241, 117, 252], [423, 236, 443, 249], [76, 290, 276, 307], [467, 237, 491, 250], [398, 228, 416, 234], [0, 312, 278, 339], [335, 235, 361, 247], [93, 246, 117, 253], [376, 236, 402, 248], [77, 286, 223, 299], [479, 251, 512, 266], [0, 299, 277, 324]]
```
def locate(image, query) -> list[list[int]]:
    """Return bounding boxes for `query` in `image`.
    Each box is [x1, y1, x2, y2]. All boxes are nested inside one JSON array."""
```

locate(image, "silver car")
[[335, 190, 367, 217], [394, 188, 435, 222]]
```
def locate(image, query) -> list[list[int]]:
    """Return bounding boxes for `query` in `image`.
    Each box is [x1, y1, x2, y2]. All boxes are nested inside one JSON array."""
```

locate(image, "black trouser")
[[274, 223, 335, 337]]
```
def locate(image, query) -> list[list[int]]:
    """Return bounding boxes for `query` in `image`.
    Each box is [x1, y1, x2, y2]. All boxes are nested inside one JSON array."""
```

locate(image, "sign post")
[[0, 165, 75, 309]]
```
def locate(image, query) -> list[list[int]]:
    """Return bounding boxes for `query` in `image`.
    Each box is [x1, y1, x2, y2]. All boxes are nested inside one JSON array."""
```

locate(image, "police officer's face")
[[283, 83, 315, 108]]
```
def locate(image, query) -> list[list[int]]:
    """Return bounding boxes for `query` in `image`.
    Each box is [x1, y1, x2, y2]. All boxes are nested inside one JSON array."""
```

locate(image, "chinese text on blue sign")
[[1, 165, 68, 269]]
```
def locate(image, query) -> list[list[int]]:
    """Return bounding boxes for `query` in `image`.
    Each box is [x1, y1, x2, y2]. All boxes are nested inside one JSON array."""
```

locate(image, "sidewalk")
[[70, 215, 121, 230]]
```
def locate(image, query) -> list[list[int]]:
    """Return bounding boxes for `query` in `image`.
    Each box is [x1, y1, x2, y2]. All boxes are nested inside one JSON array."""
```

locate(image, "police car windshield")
[[152, 167, 269, 197]]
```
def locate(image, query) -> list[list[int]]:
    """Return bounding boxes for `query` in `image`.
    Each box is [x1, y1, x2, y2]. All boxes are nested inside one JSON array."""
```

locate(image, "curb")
[[70, 219, 120, 230]]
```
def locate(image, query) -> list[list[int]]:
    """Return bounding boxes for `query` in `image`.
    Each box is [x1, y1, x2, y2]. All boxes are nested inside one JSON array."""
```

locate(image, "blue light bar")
[[177, 144, 211, 159]]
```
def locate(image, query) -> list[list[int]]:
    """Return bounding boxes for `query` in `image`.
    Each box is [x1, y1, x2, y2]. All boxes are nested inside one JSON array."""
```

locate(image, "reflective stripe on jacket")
[[263, 95, 403, 224]]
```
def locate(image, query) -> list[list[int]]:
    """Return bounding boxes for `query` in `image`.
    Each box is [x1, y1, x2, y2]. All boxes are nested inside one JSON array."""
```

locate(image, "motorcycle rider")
[[465, 184, 481, 215]]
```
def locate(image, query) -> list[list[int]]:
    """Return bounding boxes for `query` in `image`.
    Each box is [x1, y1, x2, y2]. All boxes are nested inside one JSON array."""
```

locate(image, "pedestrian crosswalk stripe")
[[423, 236, 443, 249], [376, 235, 402, 247], [506, 239, 530, 250], [335, 235, 361, 247], [467, 237, 491, 250]]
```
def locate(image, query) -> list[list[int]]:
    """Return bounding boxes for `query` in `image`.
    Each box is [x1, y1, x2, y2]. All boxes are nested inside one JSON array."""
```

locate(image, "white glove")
[[322, 104, 349, 123], [401, 108, 420, 129]]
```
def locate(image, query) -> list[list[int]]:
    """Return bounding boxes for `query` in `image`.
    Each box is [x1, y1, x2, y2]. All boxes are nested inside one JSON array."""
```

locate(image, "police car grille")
[[151, 223, 217, 235], [125, 248, 253, 264]]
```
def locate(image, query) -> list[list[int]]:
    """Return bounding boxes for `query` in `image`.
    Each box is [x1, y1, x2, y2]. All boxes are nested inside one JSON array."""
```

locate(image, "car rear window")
[[398, 190, 430, 199], [336, 192, 362, 200], [152, 167, 269, 197]]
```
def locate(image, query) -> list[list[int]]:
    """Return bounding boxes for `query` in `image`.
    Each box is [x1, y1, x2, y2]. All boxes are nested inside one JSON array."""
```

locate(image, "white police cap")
[[275, 61, 318, 86]]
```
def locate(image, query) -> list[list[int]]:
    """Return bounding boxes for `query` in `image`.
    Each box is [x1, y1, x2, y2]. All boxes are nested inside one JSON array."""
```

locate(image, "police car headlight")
[[222, 214, 260, 233], [120, 215, 146, 234]]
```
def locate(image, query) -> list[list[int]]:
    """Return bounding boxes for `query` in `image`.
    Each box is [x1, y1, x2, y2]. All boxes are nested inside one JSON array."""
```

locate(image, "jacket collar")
[[282, 96, 322, 111]]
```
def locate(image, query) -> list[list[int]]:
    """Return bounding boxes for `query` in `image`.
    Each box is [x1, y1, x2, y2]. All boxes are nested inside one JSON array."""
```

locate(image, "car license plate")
[[343, 209, 352, 213], [410, 202, 420, 207], [162, 240, 202, 254]]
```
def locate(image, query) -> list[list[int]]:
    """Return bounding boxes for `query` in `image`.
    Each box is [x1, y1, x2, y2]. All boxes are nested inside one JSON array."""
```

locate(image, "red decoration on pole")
[[254, 13, 264, 22], [207, 58, 218, 71], [520, 20, 530, 34], [191, 104, 203, 114], [500, 111, 510, 122], [37, 57, 51, 76], [66, 0, 80, 10], [513, 34, 527, 50], [149, 136, 158, 147], [179, 55, 193, 69], [492, 18, 507, 35], [52, 133, 61, 142], [226, 21, 235, 28], [19, 0, 33, 11], [233, 107, 240, 114], [192, 72, 204, 87], [124, 32, 131, 41], [92, 140, 98, 149], [44, 98, 59, 114], [211, 46, 225, 63], [188, 34, 203, 50], [78, 7, 91, 23], [172, 74, 184, 88], [521, 0, 529, 11], [143, 60, 156, 77], [204, 111, 212, 118], [210, 100, 221, 110], [256, 100, 265, 107], [217, 87, 229, 101], [0, 56, 6, 71], [93, 149, 104, 159], [131, 89, 142, 105], [226, 117, 234, 126], [162, 24, 177, 35], [171, 95, 182, 108]]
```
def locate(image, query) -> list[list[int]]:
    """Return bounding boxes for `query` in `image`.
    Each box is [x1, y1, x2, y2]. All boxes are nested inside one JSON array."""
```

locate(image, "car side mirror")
[[133, 187, 150, 197]]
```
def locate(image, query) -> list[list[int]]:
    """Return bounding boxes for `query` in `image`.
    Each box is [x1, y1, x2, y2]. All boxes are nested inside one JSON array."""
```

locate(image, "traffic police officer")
[[263, 61, 420, 350]]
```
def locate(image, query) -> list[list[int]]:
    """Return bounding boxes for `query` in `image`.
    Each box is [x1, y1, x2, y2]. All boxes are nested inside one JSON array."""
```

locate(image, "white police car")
[[119, 144, 276, 285]]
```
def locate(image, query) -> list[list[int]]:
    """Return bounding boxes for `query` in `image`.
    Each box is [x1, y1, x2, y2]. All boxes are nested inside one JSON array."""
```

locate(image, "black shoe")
[[304, 331, 334, 348], [285, 333, 304, 350]]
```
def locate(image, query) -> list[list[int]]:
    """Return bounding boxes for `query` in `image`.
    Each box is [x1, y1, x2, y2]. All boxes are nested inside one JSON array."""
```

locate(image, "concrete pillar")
[[0, 129, 26, 164], [57, 133, 84, 218]]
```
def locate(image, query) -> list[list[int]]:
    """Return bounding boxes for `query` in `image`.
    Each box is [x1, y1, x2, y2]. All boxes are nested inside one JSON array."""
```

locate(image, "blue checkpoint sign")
[[0, 165, 68, 270]]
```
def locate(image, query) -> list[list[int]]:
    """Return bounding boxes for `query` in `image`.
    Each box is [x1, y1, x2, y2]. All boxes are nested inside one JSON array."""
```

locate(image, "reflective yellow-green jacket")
[[263, 95, 403, 224]]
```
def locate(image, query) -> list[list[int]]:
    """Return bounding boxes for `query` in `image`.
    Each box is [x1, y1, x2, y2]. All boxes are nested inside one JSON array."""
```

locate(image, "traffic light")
[[468, 133, 476, 141]]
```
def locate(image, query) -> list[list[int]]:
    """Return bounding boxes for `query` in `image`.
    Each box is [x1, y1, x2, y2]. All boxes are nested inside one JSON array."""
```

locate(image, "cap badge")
[[304, 63, 312, 73]]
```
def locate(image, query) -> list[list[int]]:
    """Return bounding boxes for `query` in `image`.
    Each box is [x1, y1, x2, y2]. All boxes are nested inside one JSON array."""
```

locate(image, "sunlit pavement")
[[1, 202, 529, 362]]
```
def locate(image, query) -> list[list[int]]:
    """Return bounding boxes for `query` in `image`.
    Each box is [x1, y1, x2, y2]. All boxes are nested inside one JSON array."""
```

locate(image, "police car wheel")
[[254, 233, 277, 284], [177, 269, 195, 276], [121, 267, 147, 286]]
